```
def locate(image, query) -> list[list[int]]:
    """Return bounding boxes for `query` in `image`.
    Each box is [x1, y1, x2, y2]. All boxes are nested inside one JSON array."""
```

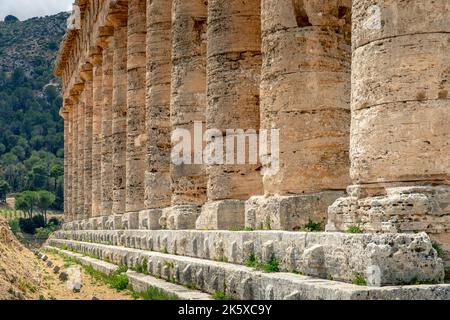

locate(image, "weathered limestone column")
[[165, 0, 208, 230], [71, 98, 79, 223], [139, 0, 172, 230], [77, 89, 86, 221], [91, 52, 103, 218], [99, 30, 115, 220], [245, 0, 352, 231], [81, 64, 94, 221], [196, 0, 263, 230], [62, 107, 70, 221], [124, 0, 146, 230], [110, 8, 128, 225], [327, 0, 450, 272]]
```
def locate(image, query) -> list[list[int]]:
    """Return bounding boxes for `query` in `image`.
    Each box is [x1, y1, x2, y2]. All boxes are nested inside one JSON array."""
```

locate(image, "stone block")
[[122, 212, 139, 230], [139, 209, 163, 230], [196, 200, 245, 230], [245, 192, 345, 231]]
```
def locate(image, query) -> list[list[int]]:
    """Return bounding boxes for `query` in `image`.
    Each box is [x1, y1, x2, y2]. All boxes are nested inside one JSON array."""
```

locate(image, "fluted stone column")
[[77, 90, 86, 221], [62, 108, 70, 221], [81, 64, 93, 221], [71, 98, 79, 223], [91, 53, 103, 218], [245, 0, 352, 231], [100, 31, 114, 221], [139, 0, 172, 230], [124, 0, 146, 229], [196, 0, 263, 230], [164, 0, 208, 230], [111, 12, 128, 224], [327, 0, 450, 272]]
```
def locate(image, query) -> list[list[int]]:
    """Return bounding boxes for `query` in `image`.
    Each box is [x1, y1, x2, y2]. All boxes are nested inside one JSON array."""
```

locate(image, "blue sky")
[[0, 0, 73, 21]]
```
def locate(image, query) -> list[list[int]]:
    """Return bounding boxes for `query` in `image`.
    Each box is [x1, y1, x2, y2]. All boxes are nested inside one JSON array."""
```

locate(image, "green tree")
[[36, 190, 55, 223], [15, 191, 38, 218], [0, 180, 10, 203]]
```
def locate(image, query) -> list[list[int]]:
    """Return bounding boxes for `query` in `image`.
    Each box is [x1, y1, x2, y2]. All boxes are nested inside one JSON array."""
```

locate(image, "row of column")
[[62, 0, 449, 246]]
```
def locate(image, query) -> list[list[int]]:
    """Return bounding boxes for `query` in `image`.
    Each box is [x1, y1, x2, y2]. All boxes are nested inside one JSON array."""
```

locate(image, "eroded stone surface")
[[53, 229, 444, 286]]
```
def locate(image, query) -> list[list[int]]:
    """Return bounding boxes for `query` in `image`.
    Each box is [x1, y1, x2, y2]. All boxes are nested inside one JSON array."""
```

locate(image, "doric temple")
[[51, 0, 450, 299]]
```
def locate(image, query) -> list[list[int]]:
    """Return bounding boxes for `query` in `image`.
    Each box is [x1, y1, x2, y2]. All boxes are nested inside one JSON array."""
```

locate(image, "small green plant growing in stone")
[[302, 220, 323, 232], [244, 227, 254, 232], [261, 256, 280, 273], [432, 241, 443, 258], [245, 254, 280, 273], [327, 274, 334, 281], [216, 256, 228, 263], [347, 225, 363, 234], [134, 258, 149, 275], [352, 274, 367, 286], [245, 254, 259, 268], [212, 291, 234, 300], [186, 281, 197, 290], [164, 260, 174, 269], [132, 286, 179, 300]]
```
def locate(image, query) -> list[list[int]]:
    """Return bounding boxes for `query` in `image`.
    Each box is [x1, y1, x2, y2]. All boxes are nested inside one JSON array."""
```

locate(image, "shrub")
[[303, 220, 323, 232], [132, 287, 179, 300], [48, 217, 61, 227], [432, 241, 443, 258], [346, 225, 363, 234], [212, 291, 234, 300], [352, 274, 367, 286], [32, 215, 46, 228], [9, 219, 20, 234], [19, 217, 36, 234], [110, 274, 129, 291]]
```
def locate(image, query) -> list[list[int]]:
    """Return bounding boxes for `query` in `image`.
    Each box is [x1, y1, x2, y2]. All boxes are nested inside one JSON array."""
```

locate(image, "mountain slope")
[[0, 13, 68, 210]]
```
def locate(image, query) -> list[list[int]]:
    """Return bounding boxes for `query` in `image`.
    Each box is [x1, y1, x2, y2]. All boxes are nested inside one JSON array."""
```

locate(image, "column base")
[[105, 215, 124, 230], [160, 205, 200, 230], [327, 185, 450, 233], [139, 209, 163, 230], [196, 200, 245, 230], [245, 191, 345, 231], [95, 216, 108, 230], [122, 212, 139, 230], [327, 185, 450, 276]]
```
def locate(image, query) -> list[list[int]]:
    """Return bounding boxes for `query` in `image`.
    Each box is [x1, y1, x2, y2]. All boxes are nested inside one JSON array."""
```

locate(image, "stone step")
[[53, 229, 445, 286], [127, 271, 212, 300], [45, 246, 119, 276], [48, 238, 450, 300], [45, 246, 211, 300]]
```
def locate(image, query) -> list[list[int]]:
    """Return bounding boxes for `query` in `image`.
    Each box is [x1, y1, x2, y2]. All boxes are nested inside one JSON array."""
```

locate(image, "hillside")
[[0, 13, 68, 75], [0, 218, 40, 300], [0, 13, 69, 210]]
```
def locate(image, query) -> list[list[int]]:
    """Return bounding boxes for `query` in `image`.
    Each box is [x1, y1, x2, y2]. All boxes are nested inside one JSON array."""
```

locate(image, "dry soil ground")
[[0, 218, 132, 300]]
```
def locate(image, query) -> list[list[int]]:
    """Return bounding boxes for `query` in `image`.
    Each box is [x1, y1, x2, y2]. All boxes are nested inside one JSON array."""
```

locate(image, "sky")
[[0, 0, 73, 21]]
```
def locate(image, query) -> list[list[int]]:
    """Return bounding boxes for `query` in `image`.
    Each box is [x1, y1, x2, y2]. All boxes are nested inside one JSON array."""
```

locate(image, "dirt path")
[[34, 251, 134, 300]]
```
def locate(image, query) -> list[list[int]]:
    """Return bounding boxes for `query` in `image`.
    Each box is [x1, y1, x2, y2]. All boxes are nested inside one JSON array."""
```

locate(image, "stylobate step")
[[48, 238, 450, 300], [45, 246, 212, 300], [53, 229, 445, 286]]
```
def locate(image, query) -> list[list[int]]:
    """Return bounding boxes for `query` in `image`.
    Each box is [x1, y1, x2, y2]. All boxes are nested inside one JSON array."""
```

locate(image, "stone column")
[[111, 11, 128, 223], [196, 0, 263, 230], [245, 0, 352, 231], [327, 0, 450, 271], [71, 98, 79, 223], [91, 52, 103, 218], [139, 0, 172, 230], [165, 0, 208, 230], [81, 64, 93, 221], [100, 30, 114, 220], [124, 0, 146, 229], [62, 107, 70, 221], [77, 89, 86, 221]]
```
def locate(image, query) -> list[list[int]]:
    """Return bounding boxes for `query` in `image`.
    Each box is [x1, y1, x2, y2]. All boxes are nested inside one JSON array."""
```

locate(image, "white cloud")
[[0, 0, 73, 21]]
